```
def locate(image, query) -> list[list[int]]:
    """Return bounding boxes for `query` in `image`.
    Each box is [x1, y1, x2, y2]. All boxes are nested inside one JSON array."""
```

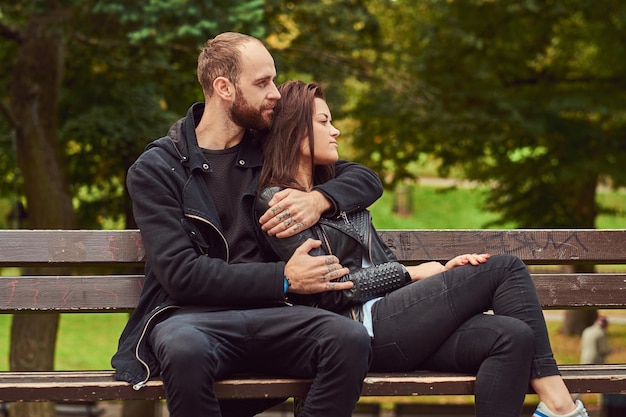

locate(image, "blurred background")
[[1, 1, 625, 416]]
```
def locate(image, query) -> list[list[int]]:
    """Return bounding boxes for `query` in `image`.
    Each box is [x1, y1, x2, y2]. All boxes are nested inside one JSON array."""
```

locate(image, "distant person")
[[580, 316, 610, 364], [580, 316, 626, 417], [253, 80, 589, 417]]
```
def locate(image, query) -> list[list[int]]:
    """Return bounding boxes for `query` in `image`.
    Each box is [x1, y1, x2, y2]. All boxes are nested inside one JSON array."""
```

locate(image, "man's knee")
[[151, 321, 216, 369], [326, 318, 372, 364]]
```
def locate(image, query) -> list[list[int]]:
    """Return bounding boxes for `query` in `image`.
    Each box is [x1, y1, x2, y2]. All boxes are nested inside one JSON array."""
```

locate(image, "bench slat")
[[2, 274, 626, 312], [2, 229, 626, 265], [0, 275, 143, 312], [0, 230, 145, 265], [1, 365, 625, 402], [378, 229, 626, 264]]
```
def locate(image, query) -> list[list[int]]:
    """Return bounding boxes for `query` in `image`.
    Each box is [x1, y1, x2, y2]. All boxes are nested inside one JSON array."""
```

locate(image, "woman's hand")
[[405, 261, 446, 282], [259, 189, 331, 238], [444, 253, 490, 270]]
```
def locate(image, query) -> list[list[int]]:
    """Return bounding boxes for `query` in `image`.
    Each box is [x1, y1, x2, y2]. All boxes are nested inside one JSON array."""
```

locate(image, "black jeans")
[[370, 254, 559, 417], [149, 305, 371, 417]]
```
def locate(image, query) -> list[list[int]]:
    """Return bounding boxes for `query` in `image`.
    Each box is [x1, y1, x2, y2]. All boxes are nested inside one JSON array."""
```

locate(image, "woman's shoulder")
[[255, 186, 284, 214], [257, 186, 283, 203]]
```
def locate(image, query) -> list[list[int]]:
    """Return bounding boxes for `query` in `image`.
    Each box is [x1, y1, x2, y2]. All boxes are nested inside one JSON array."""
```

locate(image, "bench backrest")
[[1, 229, 626, 312]]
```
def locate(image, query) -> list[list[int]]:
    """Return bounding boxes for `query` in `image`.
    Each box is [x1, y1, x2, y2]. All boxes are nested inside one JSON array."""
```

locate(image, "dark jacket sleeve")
[[315, 160, 383, 218], [128, 149, 286, 307], [255, 187, 411, 312]]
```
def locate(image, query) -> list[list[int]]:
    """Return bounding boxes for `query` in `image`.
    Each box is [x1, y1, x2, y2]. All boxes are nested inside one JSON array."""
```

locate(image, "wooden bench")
[[1, 229, 626, 411]]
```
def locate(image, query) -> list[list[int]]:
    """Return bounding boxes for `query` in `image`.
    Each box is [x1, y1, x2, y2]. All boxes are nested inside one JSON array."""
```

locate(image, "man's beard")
[[229, 89, 273, 131]]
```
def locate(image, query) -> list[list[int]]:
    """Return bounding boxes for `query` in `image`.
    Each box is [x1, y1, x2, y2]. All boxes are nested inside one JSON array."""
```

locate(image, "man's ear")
[[213, 77, 234, 101]]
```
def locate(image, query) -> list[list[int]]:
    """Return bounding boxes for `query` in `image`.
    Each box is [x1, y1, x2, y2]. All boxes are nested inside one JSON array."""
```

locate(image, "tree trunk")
[[8, 9, 75, 417], [559, 177, 599, 336], [560, 264, 598, 336]]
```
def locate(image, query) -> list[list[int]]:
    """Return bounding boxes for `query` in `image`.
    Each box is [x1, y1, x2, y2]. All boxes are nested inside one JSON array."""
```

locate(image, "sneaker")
[[533, 400, 589, 417]]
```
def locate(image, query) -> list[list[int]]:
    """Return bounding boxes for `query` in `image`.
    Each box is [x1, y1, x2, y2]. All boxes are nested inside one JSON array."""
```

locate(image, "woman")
[[254, 80, 587, 417]]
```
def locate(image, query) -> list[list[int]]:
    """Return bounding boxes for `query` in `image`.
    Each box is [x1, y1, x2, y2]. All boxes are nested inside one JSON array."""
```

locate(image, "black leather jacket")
[[255, 187, 412, 320]]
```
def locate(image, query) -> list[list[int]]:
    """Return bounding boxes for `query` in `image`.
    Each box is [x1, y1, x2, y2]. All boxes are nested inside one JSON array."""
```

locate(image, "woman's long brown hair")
[[258, 81, 335, 190]]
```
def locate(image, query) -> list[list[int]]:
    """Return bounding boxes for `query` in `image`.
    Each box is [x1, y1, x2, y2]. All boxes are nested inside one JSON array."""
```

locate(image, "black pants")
[[371, 254, 560, 417], [149, 305, 371, 417]]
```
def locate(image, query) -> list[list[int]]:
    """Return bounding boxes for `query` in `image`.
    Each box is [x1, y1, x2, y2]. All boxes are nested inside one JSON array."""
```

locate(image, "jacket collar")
[[173, 103, 263, 172]]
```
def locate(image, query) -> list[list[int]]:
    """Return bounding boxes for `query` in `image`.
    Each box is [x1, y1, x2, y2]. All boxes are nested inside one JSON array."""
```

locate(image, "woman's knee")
[[490, 253, 525, 269], [494, 316, 535, 356]]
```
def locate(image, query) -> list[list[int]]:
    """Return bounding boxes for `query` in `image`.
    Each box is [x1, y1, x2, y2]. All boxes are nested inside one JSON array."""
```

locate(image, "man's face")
[[229, 42, 280, 131]]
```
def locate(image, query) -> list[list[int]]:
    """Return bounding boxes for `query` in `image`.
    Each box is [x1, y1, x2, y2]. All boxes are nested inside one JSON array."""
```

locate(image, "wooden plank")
[[378, 229, 626, 264], [0, 275, 143, 312], [2, 274, 626, 312], [1, 365, 625, 402], [2, 229, 626, 266], [0, 230, 145, 265], [533, 273, 626, 309]]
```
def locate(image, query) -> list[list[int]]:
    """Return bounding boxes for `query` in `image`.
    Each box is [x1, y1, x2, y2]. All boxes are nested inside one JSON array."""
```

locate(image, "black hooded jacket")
[[111, 103, 383, 389]]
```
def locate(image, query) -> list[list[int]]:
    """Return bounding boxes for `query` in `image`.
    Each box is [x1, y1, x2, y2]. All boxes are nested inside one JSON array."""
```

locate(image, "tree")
[[0, 1, 264, 416], [347, 0, 626, 334], [0, 1, 382, 415]]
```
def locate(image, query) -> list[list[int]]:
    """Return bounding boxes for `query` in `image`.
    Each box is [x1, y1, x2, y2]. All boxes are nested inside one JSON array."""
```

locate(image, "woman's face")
[[301, 97, 340, 165]]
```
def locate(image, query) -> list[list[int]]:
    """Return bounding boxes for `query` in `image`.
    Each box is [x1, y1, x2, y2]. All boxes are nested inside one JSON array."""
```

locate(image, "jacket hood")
[[146, 102, 263, 173]]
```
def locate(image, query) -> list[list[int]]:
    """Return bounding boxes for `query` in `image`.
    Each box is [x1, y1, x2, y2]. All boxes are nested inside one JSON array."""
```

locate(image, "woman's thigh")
[[369, 254, 535, 371]]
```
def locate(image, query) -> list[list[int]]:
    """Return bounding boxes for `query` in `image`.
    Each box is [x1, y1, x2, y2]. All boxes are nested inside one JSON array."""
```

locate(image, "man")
[[112, 32, 382, 417]]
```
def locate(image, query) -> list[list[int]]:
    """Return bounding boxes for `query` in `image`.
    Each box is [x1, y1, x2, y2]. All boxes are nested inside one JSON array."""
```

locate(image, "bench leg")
[[293, 397, 303, 417]]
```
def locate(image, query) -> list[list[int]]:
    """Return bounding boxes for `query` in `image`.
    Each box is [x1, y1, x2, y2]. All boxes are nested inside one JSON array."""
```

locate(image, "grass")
[[0, 313, 128, 371], [369, 184, 516, 229]]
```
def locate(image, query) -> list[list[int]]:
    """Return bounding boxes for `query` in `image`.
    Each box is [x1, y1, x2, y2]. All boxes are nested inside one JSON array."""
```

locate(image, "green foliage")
[[264, 0, 382, 106], [348, 0, 626, 228], [0, 0, 386, 228], [2, 0, 626, 230], [0, 0, 268, 228]]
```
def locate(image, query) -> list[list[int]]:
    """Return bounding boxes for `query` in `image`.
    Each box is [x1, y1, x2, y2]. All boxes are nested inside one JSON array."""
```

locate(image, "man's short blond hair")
[[197, 32, 264, 97]]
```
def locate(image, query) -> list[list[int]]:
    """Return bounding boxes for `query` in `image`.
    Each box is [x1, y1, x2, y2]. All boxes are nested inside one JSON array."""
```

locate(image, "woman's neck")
[[295, 161, 314, 191]]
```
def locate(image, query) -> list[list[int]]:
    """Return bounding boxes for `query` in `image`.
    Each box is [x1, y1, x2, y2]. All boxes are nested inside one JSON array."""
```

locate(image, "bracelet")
[[283, 276, 291, 294]]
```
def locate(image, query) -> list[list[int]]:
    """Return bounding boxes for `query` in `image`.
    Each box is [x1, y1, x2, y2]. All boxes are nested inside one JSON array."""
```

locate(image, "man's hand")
[[284, 239, 353, 294], [260, 189, 331, 238]]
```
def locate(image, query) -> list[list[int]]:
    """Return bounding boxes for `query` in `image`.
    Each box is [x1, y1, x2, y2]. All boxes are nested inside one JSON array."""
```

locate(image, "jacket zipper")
[[133, 214, 230, 389], [336, 210, 375, 265], [132, 305, 181, 390]]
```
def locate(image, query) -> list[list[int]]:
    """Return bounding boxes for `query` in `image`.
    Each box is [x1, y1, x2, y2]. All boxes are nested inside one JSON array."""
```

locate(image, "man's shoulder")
[[130, 136, 179, 170]]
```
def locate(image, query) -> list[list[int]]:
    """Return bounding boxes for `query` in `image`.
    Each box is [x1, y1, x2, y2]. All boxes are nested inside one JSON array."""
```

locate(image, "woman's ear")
[[213, 77, 234, 101]]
